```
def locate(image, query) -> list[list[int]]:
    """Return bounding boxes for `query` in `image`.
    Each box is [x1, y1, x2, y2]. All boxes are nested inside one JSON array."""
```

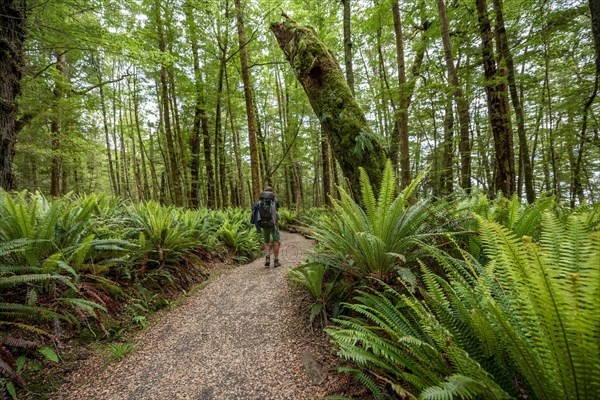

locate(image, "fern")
[[421, 375, 493, 400]]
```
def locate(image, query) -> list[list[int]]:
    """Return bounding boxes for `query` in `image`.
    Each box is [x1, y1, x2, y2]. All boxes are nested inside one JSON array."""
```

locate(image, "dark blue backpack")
[[258, 192, 275, 228]]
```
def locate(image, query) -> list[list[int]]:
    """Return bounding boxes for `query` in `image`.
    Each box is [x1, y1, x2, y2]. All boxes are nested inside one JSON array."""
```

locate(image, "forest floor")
[[50, 231, 345, 400]]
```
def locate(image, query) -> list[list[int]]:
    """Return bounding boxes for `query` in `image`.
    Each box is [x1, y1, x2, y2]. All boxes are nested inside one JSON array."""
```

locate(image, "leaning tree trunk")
[[0, 0, 27, 191], [271, 17, 386, 196]]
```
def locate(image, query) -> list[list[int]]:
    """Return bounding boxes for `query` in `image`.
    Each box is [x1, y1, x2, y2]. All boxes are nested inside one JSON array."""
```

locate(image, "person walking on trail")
[[253, 186, 281, 268]]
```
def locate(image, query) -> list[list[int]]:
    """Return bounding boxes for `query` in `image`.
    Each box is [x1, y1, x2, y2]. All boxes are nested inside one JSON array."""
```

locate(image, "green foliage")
[[277, 208, 296, 229], [326, 208, 599, 399], [310, 161, 449, 283], [0, 190, 266, 397], [110, 342, 135, 361], [289, 261, 343, 326], [214, 209, 261, 261], [299, 207, 329, 227]]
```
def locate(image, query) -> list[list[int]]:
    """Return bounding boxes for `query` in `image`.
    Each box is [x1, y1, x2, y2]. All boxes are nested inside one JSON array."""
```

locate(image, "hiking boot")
[[273, 258, 281, 268], [264, 256, 270, 267]]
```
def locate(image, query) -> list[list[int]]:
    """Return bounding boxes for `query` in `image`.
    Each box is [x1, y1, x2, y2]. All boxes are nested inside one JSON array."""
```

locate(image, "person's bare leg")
[[264, 242, 271, 266], [273, 241, 280, 267]]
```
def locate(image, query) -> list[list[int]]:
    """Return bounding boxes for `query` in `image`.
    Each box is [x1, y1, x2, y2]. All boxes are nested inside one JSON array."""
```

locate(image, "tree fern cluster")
[[0, 190, 260, 397], [294, 163, 599, 399]]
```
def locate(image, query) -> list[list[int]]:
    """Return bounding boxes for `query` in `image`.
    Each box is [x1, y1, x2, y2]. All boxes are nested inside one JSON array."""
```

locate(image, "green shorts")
[[262, 225, 281, 243]]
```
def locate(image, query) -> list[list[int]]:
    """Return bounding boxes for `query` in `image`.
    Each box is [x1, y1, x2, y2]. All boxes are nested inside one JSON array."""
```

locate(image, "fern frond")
[[421, 374, 501, 400], [360, 167, 377, 228], [0, 322, 53, 337], [0, 303, 66, 321], [374, 160, 396, 234], [338, 367, 385, 400]]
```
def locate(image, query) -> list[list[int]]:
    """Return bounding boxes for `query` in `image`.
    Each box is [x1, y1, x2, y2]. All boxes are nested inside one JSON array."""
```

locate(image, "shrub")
[[326, 210, 600, 399]]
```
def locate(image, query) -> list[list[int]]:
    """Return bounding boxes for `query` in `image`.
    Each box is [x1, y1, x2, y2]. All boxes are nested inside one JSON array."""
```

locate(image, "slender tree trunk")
[[321, 126, 331, 205], [168, 67, 188, 206], [436, 0, 472, 191], [375, 10, 391, 140], [112, 65, 122, 195], [253, 96, 269, 185], [127, 78, 143, 201], [184, 2, 202, 207], [391, 0, 410, 187], [590, 0, 600, 77], [271, 18, 386, 196], [132, 73, 150, 200], [493, 0, 533, 202], [225, 69, 245, 206], [50, 53, 68, 197], [145, 129, 160, 201], [235, 0, 261, 200], [118, 91, 131, 199], [97, 71, 118, 195], [214, 47, 227, 208], [342, 0, 355, 95], [572, 76, 598, 206], [475, 0, 515, 196], [441, 93, 454, 195], [155, 0, 182, 205]]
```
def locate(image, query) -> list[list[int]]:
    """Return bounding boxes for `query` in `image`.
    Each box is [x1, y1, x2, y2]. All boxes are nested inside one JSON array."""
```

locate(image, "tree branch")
[[71, 75, 131, 95]]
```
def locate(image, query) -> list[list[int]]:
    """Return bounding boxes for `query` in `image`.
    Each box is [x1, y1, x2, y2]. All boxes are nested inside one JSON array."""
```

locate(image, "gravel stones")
[[53, 232, 330, 400]]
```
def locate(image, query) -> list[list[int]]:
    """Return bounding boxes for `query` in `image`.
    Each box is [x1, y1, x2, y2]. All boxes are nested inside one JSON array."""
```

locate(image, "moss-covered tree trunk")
[[270, 17, 386, 196]]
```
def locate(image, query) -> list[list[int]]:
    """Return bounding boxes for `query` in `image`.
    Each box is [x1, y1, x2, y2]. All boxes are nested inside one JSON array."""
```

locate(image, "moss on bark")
[[271, 18, 386, 197]]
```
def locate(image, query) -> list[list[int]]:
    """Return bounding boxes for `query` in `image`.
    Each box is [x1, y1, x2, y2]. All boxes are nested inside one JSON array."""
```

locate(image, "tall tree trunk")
[[97, 65, 118, 195], [50, 52, 68, 197], [436, 0, 472, 191], [271, 18, 386, 197], [572, 75, 598, 206], [155, 0, 182, 205], [225, 69, 245, 206], [112, 65, 122, 195], [391, 0, 410, 187], [118, 92, 131, 199], [441, 93, 454, 195], [475, 0, 515, 197], [184, 2, 201, 207], [571, 0, 600, 205], [590, 0, 600, 77], [132, 73, 150, 200], [493, 0, 534, 202], [214, 47, 227, 208], [146, 129, 160, 201], [342, 0, 355, 95], [375, 7, 391, 141], [0, 0, 26, 191], [253, 96, 269, 185], [234, 0, 261, 201], [168, 67, 188, 206], [127, 78, 143, 201], [321, 126, 331, 206]]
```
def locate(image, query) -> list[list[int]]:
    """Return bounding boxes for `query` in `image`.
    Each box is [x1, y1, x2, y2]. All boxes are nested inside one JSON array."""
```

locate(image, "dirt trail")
[[53, 232, 329, 400]]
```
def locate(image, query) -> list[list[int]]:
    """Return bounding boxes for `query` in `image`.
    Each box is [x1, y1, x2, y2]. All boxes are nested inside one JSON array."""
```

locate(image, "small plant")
[[289, 261, 342, 327], [277, 208, 296, 229], [0, 337, 59, 400], [110, 342, 135, 361]]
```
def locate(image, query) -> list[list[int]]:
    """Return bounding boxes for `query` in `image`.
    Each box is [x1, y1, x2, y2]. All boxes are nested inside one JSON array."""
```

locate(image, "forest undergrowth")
[[0, 190, 292, 399], [291, 161, 600, 400]]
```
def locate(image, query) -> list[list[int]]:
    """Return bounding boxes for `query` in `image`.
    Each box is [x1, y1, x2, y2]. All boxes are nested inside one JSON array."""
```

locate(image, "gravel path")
[[53, 232, 329, 400]]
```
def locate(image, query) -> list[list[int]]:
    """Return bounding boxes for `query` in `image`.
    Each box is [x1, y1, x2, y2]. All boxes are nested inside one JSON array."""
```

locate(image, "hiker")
[[253, 186, 281, 268]]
